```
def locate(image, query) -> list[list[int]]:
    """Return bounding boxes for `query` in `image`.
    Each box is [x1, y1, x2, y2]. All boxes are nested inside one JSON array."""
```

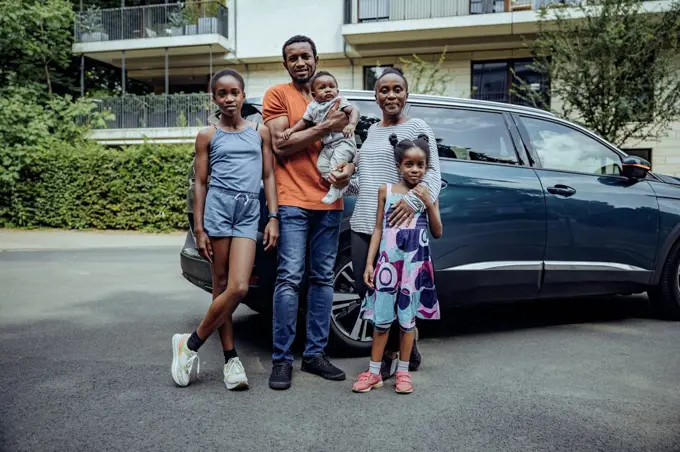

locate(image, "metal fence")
[[355, 0, 584, 21], [75, 1, 228, 43], [91, 93, 217, 129]]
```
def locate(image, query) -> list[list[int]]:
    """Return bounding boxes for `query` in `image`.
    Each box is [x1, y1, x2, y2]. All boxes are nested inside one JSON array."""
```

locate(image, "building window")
[[472, 59, 550, 109], [363, 65, 393, 91], [623, 148, 653, 167]]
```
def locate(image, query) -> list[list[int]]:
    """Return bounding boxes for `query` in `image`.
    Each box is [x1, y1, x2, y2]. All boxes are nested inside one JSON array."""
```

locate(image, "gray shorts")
[[317, 138, 357, 180], [203, 186, 260, 241]]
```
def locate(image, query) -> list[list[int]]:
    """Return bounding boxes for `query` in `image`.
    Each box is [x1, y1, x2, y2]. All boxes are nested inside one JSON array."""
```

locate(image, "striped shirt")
[[349, 118, 442, 235]]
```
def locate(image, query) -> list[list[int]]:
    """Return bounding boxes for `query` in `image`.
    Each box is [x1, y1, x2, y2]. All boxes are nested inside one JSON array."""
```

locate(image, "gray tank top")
[[208, 124, 262, 194]]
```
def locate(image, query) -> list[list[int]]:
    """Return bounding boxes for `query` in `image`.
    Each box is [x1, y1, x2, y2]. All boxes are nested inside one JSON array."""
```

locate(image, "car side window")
[[351, 100, 383, 149], [408, 105, 519, 164], [520, 116, 622, 175]]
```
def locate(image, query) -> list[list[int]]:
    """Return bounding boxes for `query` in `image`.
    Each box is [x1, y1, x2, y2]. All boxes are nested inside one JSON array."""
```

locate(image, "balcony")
[[88, 93, 215, 144], [73, 2, 231, 61], [342, 0, 580, 55]]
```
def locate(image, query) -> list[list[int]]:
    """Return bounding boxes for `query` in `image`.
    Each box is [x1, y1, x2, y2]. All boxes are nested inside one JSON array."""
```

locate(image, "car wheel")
[[649, 240, 680, 320], [328, 246, 373, 355]]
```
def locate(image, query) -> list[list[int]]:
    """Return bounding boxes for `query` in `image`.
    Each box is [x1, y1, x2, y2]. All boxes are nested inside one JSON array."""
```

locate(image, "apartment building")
[[73, 0, 680, 174]]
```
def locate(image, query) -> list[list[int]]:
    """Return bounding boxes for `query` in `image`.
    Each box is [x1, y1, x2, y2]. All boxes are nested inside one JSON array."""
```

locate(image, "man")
[[263, 35, 354, 390]]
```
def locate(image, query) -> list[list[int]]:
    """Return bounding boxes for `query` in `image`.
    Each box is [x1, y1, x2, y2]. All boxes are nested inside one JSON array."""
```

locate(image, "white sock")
[[369, 360, 381, 375], [397, 360, 409, 373]]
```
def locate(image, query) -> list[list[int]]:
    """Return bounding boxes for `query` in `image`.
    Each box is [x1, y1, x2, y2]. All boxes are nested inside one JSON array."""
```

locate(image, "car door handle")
[[547, 184, 576, 197]]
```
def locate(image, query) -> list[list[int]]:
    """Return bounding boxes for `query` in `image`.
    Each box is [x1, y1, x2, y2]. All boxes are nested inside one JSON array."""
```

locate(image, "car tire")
[[648, 240, 680, 320], [327, 245, 373, 356]]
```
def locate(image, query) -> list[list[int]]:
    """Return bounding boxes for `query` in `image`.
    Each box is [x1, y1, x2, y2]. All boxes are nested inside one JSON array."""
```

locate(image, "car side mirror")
[[622, 155, 651, 180]]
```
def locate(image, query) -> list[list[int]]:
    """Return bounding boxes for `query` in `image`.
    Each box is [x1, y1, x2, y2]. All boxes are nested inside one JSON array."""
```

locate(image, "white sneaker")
[[322, 185, 348, 205], [223, 357, 249, 390], [171, 333, 200, 387]]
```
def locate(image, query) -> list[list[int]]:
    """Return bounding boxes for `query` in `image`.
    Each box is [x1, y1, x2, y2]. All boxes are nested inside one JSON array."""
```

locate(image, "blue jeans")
[[272, 206, 342, 363]]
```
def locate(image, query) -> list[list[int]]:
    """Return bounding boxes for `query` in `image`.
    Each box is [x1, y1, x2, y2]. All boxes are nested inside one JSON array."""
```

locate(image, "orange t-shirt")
[[262, 83, 343, 211]]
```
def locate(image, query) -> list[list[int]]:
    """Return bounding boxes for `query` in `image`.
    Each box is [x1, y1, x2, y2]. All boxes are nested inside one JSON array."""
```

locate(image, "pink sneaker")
[[352, 371, 383, 393], [395, 371, 413, 394]]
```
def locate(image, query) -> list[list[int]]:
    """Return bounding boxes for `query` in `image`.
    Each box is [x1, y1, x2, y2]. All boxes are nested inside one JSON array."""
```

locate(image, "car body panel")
[[434, 160, 546, 304]]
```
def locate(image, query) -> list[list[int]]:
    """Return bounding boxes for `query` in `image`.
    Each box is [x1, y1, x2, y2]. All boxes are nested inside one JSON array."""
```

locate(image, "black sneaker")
[[410, 329, 422, 371], [269, 361, 292, 390], [380, 353, 398, 380], [301, 355, 346, 381]]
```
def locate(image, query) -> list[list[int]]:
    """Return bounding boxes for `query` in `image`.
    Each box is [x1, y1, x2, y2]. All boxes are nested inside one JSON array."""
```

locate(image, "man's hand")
[[329, 162, 354, 189], [343, 124, 356, 138], [322, 99, 349, 133], [281, 128, 293, 140], [388, 199, 416, 228], [263, 219, 279, 251]]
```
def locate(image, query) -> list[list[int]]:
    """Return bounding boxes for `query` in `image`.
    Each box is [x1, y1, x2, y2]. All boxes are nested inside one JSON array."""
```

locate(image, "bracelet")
[[268, 212, 279, 220]]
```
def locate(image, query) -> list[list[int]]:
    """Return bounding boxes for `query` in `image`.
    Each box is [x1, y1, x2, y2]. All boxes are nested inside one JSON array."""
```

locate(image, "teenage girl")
[[352, 133, 442, 394], [171, 68, 279, 391]]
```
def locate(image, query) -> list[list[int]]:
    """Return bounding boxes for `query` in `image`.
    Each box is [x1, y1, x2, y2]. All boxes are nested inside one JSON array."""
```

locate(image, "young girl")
[[352, 133, 442, 395], [171, 69, 279, 391]]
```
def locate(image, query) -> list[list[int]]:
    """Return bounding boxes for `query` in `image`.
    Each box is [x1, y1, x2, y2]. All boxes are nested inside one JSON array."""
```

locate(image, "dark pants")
[[272, 206, 342, 363], [351, 231, 401, 353]]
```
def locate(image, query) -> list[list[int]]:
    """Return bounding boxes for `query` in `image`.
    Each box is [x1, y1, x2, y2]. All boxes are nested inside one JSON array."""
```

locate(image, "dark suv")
[[180, 90, 680, 354]]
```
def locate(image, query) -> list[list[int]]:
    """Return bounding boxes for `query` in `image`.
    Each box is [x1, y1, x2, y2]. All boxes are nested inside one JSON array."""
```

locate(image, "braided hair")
[[389, 133, 430, 165]]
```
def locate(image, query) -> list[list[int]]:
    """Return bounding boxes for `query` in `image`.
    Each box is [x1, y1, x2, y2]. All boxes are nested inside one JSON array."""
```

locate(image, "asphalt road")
[[1, 247, 679, 452]]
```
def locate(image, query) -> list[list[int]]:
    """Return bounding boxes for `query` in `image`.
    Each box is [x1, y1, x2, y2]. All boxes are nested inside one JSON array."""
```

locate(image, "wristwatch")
[[268, 212, 279, 220]]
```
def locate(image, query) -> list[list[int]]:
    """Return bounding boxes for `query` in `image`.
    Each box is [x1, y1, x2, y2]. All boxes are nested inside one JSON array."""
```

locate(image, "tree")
[[0, 0, 74, 94], [515, 0, 680, 148], [399, 47, 453, 96]]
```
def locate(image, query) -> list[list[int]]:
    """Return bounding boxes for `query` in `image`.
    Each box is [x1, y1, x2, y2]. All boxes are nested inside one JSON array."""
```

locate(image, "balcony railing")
[[353, 0, 579, 21], [91, 93, 216, 129], [75, 1, 228, 43]]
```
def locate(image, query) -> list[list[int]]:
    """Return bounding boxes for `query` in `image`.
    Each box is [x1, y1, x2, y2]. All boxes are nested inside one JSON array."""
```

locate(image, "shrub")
[[1, 142, 193, 232]]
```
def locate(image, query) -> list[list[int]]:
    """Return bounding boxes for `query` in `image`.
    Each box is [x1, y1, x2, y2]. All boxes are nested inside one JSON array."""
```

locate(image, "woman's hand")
[[388, 199, 416, 227], [263, 219, 279, 251], [413, 183, 433, 207], [329, 162, 354, 189], [195, 229, 213, 263], [363, 265, 375, 289]]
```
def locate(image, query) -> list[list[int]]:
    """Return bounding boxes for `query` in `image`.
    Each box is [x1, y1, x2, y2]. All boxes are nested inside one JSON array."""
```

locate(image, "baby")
[[282, 71, 360, 204]]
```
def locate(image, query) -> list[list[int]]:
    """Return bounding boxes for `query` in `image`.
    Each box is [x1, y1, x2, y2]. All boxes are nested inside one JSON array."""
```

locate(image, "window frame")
[[406, 103, 529, 167], [471, 58, 551, 109], [363, 64, 393, 91], [512, 112, 629, 178]]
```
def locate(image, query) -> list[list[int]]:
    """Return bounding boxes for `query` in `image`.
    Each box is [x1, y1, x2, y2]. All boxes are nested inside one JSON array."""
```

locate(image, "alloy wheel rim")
[[331, 261, 373, 343]]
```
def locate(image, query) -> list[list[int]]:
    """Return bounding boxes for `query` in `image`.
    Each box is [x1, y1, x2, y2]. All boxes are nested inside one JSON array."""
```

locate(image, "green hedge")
[[1, 143, 194, 232]]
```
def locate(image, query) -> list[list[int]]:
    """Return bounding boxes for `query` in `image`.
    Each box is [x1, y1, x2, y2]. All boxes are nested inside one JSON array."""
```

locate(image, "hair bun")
[[417, 133, 429, 143], [389, 133, 399, 147]]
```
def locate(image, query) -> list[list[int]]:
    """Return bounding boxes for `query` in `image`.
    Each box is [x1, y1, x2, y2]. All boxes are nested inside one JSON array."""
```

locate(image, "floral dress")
[[361, 184, 440, 331]]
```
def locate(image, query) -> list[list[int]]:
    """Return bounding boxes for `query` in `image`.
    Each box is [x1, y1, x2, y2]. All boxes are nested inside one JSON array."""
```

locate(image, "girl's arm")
[[193, 127, 216, 263], [427, 200, 443, 239], [364, 184, 387, 289], [259, 124, 279, 251], [414, 184, 443, 239]]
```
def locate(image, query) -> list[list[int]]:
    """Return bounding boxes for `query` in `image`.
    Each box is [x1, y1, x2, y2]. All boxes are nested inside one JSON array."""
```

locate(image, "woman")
[[171, 68, 279, 391], [342, 68, 442, 379]]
